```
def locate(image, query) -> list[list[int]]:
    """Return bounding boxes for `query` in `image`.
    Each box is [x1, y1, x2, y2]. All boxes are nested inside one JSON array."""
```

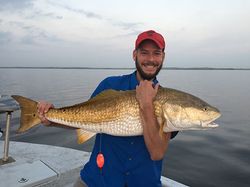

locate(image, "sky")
[[0, 0, 249, 68]]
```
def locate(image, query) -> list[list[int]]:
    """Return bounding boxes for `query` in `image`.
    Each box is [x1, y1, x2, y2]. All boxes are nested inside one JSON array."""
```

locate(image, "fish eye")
[[203, 107, 208, 111]]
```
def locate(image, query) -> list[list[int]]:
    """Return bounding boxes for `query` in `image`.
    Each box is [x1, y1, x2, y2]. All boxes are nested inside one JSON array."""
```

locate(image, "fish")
[[12, 87, 221, 144]]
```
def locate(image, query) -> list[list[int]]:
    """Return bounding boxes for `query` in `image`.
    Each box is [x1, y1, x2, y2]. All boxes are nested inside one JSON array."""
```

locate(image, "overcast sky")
[[0, 0, 249, 68]]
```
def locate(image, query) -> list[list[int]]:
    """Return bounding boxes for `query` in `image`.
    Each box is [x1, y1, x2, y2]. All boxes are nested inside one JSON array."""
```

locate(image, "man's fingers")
[[44, 103, 51, 113], [37, 101, 54, 125], [37, 101, 53, 114], [37, 101, 45, 114], [38, 111, 51, 125]]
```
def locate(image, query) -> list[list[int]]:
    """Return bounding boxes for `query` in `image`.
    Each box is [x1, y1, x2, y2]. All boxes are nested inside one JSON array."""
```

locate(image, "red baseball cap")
[[135, 30, 165, 50]]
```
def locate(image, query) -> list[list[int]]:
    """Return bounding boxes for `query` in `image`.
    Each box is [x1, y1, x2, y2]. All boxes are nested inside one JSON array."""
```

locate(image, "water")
[[0, 69, 249, 187]]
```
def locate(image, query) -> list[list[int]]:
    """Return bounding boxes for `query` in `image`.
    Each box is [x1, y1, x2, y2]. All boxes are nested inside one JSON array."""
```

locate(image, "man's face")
[[133, 40, 165, 81]]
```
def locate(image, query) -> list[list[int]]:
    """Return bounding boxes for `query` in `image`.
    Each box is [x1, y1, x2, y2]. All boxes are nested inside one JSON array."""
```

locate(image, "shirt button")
[[126, 172, 130, 175], [128, 157, 132, 161], [130, 142, 134, 145]]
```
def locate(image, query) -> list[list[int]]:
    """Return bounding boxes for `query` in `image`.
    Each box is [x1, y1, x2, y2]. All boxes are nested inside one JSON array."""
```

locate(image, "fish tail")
[[12, 95, 41, 133]]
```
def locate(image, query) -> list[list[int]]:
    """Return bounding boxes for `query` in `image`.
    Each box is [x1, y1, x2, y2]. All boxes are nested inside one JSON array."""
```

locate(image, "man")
[[37, 30, 178, 187]]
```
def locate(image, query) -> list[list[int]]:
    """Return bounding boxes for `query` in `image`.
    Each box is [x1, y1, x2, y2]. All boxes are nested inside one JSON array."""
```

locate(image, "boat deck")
[[0, 141, 188, 187]]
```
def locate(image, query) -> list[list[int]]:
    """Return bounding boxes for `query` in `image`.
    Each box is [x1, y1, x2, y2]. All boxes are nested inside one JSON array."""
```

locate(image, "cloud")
[[0, 0, 34, 10], [25, 10, 63, 20], [41, 12, 63, 20], [48, 1, 142, 32], [20, 26, 62, 45], [3, 20, 61, 45], [48, 2, 103, 20], [65, 6, 103, 19], [0, 1, 142, 48], [109, 20, 142, 30]]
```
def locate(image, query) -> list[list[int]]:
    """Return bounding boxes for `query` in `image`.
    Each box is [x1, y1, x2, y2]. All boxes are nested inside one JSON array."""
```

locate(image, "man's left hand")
[[135, 80, 159, 109]]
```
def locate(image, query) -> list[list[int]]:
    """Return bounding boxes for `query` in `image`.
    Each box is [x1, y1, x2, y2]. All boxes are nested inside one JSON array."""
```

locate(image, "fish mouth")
[[201, 114, 221, 128], [201, 121, 219, 128], [206, 122, 219, 128]]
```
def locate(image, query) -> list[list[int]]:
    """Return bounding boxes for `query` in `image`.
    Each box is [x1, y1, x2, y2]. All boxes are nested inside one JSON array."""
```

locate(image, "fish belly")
[[47, 115, 143, 136]]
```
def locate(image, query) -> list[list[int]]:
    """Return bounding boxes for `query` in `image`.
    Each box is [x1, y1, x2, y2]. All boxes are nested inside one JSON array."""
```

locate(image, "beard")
[[135, 58, 162, 80]]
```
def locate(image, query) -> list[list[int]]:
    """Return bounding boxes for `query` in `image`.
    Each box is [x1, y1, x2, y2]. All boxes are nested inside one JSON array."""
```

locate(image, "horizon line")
[[0, 66, 250, 70]]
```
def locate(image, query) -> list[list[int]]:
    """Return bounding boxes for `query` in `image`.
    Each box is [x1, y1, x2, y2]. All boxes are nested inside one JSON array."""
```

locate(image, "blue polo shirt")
[[80, 71, 178, 187]]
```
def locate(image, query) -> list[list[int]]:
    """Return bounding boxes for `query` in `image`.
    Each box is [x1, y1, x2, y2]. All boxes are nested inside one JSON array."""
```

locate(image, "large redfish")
[[12, 87, 221, 143]]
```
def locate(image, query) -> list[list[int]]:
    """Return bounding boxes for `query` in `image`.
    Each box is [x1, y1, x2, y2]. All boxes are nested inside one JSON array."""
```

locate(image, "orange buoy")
[[96, 153, 105, 169]]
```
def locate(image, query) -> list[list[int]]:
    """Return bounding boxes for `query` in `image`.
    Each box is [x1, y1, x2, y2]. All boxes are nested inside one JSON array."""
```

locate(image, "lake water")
[[0, 68, 249, 187]]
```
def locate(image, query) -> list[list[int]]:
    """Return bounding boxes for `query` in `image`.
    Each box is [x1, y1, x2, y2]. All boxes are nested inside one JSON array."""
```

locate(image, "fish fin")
[[12, 95, 41, 133], [158, 118, 165, 139], [76, 129, 95, 144], [154, 101, 165, 138], [162, 118, 177, 132], [86, 89, 129, 104], [162, 102, 182, 132], [97, 89, 123, 96]]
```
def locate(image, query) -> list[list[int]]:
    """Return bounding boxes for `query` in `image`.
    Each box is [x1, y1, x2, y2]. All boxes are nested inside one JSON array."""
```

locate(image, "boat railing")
[[0, 95, 19, 165]]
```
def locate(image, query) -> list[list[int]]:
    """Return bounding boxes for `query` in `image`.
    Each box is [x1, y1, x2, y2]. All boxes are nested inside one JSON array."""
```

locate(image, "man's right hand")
[[37, 101, 54, 125]]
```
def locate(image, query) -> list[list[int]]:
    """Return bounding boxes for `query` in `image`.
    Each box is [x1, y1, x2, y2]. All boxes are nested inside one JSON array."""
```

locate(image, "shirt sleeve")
[[90, 78, 108, 98]]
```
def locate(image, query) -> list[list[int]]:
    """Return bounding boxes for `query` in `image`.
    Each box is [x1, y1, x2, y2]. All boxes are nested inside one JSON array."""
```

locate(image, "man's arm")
[[136, 80, 171, 160]]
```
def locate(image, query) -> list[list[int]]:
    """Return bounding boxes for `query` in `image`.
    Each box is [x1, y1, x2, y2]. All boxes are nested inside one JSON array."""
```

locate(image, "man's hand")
[[136, 80, 159, 110], [37, 101, 54, 125]]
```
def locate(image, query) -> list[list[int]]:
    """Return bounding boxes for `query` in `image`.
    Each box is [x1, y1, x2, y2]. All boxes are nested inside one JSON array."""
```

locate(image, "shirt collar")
[[130, 71, 158, 89]]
